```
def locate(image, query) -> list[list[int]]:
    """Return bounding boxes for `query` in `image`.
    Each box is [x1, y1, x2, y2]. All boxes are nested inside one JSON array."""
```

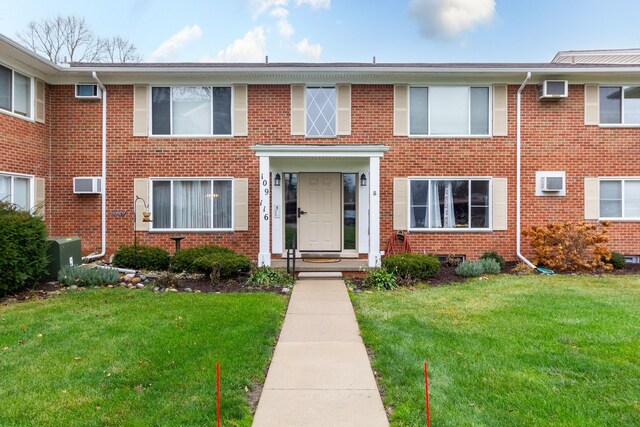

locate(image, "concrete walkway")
[[253, 279, 388, 427]]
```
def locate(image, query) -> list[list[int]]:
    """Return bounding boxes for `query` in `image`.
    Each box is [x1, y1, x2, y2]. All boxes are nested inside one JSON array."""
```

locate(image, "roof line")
[[0, 34, 62, 72]]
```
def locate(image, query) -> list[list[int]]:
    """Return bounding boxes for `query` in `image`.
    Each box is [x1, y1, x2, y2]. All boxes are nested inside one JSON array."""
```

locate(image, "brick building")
[[1, 34, 639, 267]]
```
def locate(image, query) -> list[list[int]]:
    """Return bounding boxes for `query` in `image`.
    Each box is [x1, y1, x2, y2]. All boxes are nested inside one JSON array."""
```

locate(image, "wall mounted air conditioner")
[[537, 80, 568, 100], [73, 177, 102, 194], [75, 84, 102, 100], [541, 176, 565, 192]]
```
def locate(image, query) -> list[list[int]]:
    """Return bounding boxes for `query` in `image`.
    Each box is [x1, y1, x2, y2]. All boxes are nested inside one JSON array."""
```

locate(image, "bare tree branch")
[[16, 15, 141, 63]]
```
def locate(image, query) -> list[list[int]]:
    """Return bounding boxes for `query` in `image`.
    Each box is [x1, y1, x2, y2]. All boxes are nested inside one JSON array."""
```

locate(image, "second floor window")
[[0, 64, 32, 118], [306, 87, 336, 137], [600, 86, 640, 125], [409, 86, 490, 136], [151, 86, 232, 136]]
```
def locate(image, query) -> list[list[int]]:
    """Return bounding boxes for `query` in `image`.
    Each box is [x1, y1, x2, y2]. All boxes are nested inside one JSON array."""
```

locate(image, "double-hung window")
[[306, 86, 336, 136], [0, 172, 32, 211], [0, 64, 32, 118], [151, 86, 232, 136], [600, 179, 640, 219], [409, 86, 490, 136], [409, 178, 491, 230], [599, 86, 640, 125], [151, 179, 233, 231]]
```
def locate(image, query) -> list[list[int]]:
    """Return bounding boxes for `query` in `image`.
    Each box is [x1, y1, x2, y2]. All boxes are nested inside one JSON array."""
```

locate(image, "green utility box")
[[47, 236, 82, 279]]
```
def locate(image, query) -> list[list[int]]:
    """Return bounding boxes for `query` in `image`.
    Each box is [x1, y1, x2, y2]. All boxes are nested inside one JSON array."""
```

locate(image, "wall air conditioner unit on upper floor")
[[540, 175, 565, 192], [537, 80, 568, 100], [74, 177, 102, 194], [75, 84, 102, 100]]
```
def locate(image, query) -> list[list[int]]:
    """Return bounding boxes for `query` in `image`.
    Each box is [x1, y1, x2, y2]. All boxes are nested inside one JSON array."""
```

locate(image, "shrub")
[[191, 252, 251, 280], [480, 251, 506, 270], [0, 201, 48, 296], [455, 259, 501, 278], [605, 252, 626, 270], [382, 253, 440, 282], [170, 245, 234, 273], [522, 221, 612, 272], [58, 265, 120, 287], [247, 266, 294, 287], [112, 245, 170, 271], [364, 268, 397, 290]]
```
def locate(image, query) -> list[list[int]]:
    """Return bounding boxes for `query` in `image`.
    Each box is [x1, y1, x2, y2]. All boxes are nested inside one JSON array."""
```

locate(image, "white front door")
[[298, 172, 342, 251]]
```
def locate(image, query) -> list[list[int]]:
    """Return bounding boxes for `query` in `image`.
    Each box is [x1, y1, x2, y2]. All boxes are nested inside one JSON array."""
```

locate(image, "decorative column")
[[368, 156, 381, 267], [258, 156, 271, 266]]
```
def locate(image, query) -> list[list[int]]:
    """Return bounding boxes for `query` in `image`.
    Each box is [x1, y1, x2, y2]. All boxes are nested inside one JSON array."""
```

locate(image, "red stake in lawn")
[[216, 362, 221, 427], [424, 362, 431, 427]]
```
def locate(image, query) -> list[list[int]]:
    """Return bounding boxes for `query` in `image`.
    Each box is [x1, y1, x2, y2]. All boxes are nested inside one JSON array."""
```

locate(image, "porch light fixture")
[[360, 173, 367, 187], [274, 173, 281, 186]]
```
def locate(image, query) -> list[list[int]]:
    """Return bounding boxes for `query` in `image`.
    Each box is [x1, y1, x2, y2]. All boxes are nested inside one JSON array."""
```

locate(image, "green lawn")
[[0, 289, 286, 426], [352, 275, 640, 426]]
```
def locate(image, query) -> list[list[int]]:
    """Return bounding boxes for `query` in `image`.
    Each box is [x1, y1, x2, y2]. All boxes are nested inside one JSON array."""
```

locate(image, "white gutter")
[[83, 72, 107, 261], [516, 72, 537, 270]]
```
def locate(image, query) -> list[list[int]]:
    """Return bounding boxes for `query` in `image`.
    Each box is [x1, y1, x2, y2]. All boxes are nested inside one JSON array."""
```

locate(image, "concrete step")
[[298, 272, 343, 279]]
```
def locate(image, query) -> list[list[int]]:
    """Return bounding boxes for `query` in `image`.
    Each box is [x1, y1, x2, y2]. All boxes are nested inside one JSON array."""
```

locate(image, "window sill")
[[599, 124, 640, 128], [598, 218, 640, 222], [0, 109, 35, 123], [408, 228, 493, 233], [148, 134, 234, 139], [148, 229, 235, 233], [408, 134, 492, 139], [304, 135, 338, 139]]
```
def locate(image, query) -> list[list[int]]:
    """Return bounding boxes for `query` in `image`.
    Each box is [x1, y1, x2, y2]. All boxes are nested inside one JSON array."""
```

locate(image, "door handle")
[[297, 207, 307, 218]]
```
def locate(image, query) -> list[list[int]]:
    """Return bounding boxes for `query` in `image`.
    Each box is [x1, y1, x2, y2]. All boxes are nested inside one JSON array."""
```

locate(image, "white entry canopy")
[[251, 144, 389, 158]]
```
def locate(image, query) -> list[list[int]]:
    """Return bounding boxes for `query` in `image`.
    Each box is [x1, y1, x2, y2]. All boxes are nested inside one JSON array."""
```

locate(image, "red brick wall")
[[0, 87, 50, 222], [42, 83, 640, 260]]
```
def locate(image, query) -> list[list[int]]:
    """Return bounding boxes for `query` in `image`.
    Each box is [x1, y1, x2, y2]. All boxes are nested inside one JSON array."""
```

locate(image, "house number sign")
[[260, 173, 269, 221]]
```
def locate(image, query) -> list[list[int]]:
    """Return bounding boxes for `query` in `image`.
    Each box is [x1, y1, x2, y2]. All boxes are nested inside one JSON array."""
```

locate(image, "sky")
[[1, 0, 639, 63]]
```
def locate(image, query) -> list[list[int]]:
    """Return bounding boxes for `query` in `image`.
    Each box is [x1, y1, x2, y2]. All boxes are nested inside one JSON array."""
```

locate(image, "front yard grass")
[[0, 289, 286, 426], [352, 275, 640, 426]]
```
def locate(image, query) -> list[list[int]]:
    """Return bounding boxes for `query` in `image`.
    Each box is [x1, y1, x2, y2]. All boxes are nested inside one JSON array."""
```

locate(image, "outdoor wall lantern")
[[360, 173, 367, 187], [274, 173, 281, 186]]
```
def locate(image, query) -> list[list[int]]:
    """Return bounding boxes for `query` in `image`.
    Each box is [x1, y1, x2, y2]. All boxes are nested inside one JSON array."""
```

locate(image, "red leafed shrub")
[[522, 221, 613, 272]]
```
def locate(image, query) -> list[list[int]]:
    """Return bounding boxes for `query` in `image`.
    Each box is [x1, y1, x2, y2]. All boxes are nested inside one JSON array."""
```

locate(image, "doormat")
[[302, 258, 341, 263]]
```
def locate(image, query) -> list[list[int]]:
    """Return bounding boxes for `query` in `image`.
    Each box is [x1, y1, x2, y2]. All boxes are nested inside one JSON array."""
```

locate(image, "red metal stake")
[[424, 362, 431, 427], [216, 362, 221, 427]]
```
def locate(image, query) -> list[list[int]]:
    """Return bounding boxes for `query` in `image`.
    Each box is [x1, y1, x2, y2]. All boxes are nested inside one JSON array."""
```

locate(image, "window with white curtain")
[[0, 173, 32, 211], [409, 86, 490, 136], [409, 178, 490, 230], [0, 64, 32, 118], [600, 86, 640, 125], [151, 179, 233, 230], [600, 179, 640, 219], [151, 86, 232, 136]]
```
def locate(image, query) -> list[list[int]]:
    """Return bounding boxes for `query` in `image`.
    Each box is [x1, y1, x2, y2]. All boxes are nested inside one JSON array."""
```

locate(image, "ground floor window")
[[343, 174, 357, 250], [0, 172, 32, 210], [284, 173, 298, 249], [151, 178, 232, 230], [409, 178, 490, 230], [600, 179, 640, 219]]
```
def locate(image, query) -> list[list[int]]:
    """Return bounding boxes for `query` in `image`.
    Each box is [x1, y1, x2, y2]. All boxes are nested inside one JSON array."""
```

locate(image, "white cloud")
[[295, 0, 330, 9], [271, 6, 289, 18], [408, 0, 495, 40], [295, 38, 322, 59], [206, 27, 266, 62], [148, 25, 202, 61], [277, 19, 295, 37], [250, 0, 288, 18]]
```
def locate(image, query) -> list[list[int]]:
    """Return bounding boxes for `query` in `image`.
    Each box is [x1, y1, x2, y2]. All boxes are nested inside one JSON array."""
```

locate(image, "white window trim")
[[599, 177, 640, 221], [0, 171, 35, 211], [407, 176, 493, 232], [599, 85, 640, 127], [408, 85, 493, 138], [148, 85, 234, 138], [305, 85, 337, 138], [0, 62, 35, 122], [149, 177, 235, 232]]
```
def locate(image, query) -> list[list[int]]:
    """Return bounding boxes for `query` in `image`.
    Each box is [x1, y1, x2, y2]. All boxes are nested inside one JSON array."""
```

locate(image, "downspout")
[[516, 72, 537, 269], [83, 72, 107, 261]]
